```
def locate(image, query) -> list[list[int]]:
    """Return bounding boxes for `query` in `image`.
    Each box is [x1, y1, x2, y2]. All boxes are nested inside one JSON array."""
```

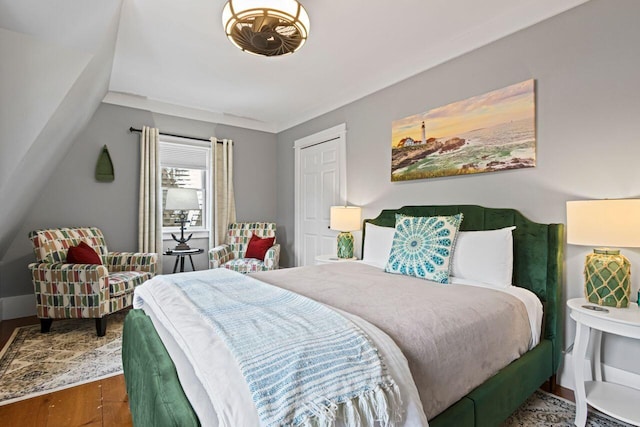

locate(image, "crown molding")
[[102, 92, 277, 133]]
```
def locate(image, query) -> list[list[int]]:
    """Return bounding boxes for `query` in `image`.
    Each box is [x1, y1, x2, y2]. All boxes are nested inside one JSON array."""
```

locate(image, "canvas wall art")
[[391, 79, 536, 181]]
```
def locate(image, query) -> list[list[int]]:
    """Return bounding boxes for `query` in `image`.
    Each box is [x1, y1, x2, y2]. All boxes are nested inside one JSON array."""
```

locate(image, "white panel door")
[[294, 123, 347, 267], [300, 139, 342, 266]]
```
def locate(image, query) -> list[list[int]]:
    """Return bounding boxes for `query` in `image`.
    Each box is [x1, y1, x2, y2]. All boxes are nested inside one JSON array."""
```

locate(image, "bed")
[[122, 205, 563, 427]]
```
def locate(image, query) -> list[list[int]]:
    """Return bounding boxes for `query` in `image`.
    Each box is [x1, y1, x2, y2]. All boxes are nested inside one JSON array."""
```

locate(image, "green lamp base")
[[584, 248, 630, 308], [336, 232, 355, 259]]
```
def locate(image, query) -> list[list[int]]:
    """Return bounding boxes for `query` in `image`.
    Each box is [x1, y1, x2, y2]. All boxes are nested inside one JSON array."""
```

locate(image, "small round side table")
[[568, 297, 640, 426], [164, 248, 204, 273]]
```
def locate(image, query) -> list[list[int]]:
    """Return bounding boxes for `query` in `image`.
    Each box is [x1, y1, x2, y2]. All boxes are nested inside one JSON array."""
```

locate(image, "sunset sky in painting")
[[392, 79, 535, 147]]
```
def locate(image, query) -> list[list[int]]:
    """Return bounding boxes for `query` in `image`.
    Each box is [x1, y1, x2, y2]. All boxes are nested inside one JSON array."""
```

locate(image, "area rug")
[[0, 312, 125, 405], [504, 389, 633, 426]]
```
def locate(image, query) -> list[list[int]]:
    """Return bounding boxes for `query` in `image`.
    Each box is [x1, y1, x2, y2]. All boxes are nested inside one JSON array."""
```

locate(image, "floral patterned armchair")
[[28, 227, 158, 336], [209, 222, 279, 273]]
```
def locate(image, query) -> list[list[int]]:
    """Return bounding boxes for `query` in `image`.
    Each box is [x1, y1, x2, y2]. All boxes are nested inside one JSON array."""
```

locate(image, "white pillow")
[[362, 223, 395, 269], [450, 226, 516, 289]]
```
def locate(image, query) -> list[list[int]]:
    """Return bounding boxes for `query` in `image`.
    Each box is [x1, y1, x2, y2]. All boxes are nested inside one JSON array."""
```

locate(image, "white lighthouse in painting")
[[421, 121, 426, 145]]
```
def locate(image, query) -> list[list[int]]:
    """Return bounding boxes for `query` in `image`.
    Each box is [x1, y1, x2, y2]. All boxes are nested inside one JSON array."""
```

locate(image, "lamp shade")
[[567, 199, 640, 248], [330, 206, 362, 232], [165, 188, 200, 210]]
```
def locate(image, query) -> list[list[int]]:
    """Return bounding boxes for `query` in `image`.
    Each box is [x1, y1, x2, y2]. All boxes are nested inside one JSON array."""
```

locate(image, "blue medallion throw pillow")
[[385, 213, 463, 283]]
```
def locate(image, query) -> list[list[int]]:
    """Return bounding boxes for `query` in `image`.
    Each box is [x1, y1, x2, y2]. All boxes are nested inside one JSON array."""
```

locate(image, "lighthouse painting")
[[391, 79, 536, 181]]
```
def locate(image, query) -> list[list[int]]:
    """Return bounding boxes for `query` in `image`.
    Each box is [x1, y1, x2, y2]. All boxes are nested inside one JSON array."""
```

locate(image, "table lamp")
[[567, 199, 640, 308], [330, 206, 362, 259], [165, 188, 200, 250]]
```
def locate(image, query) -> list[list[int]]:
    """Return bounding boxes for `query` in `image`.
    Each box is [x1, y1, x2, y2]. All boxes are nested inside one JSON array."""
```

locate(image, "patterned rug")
[[0, 312, 125, 405], [504, 389, 633, 426]]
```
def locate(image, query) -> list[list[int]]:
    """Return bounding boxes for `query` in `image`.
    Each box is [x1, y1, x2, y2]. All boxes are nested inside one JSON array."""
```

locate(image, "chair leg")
[[40, 318, 53, 333], [95, 317, 108, 337]]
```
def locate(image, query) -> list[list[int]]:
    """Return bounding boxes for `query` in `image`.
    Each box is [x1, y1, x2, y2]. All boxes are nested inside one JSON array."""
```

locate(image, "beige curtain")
[[210, 138, 236, 247], [138, 126, 163, 264]]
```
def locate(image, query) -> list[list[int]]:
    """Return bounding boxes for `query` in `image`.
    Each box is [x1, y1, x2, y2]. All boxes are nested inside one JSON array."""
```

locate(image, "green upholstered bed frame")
[[122, 205, 563, 427], [364, 205, 564, 426]]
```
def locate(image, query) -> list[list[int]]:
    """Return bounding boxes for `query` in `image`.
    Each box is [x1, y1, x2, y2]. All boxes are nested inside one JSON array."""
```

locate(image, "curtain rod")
[[128, 127, 223, 144]]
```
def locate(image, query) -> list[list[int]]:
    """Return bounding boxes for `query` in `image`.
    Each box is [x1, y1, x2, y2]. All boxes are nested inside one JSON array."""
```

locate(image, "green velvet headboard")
[[363, 205, 564, 374]]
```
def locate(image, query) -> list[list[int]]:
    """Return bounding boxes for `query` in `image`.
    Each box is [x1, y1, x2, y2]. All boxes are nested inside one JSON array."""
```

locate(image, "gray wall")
[[1, 103, 277, 297], [276, 0, 640, 378]]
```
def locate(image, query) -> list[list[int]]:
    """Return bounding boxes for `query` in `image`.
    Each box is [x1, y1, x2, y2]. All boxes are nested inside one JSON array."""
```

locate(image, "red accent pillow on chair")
[[67, 241, 102, 265], [244, 234, 275, 260]]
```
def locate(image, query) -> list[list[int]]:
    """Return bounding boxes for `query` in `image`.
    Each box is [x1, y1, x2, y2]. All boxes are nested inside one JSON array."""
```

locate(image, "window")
[[159, 139, 211, 232]]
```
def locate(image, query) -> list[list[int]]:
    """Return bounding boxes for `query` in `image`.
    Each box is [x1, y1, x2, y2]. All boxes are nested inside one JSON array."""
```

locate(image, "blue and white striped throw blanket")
[[170, 269, 401, 427]]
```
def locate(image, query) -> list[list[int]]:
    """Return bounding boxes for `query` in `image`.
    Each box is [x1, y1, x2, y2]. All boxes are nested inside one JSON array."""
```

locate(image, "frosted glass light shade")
[[165, 188, 200, 210], [567, 199, 640, 248], [330, 206, 362, 232]]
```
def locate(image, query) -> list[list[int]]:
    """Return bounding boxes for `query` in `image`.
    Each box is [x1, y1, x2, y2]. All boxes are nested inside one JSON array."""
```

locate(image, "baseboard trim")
[[0, 294, 36, 320], [558, 352, 640, 391]]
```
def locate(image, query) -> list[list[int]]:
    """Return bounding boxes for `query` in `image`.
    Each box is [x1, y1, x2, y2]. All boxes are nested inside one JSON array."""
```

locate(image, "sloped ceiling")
[[0, 0, 123, 259], [106, 0, 589, 132]]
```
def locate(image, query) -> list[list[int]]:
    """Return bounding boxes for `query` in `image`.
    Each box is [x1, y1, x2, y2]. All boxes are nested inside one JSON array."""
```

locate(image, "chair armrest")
[[28, 262, 109, 295], [209, 245, 233, 268], [28, 262, 110, 319], [106, 252, 158, 276], [264, 244, 280, 270]]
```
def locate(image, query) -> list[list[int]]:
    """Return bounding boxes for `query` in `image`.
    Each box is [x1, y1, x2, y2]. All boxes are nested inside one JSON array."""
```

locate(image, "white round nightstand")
[[315, 254, 357, 265], [568, 297, 640, 426]]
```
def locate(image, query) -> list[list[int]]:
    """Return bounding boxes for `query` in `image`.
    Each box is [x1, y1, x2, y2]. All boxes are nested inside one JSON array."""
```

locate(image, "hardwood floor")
[[0, 375, 132, 427], [548, 382, 575, 402], [0, 316, 574, 427]]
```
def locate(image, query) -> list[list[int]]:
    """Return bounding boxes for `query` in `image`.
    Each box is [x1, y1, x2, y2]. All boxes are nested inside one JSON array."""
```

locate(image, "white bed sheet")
[[134, 272, 429, 427]]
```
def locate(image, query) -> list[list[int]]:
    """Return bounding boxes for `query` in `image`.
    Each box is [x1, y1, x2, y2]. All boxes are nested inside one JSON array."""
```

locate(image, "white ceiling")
[[6, 0, 590, 133]]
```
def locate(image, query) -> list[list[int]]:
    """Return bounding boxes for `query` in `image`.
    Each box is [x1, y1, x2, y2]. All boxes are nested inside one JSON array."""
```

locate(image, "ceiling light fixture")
[[222, 0, 310, 57]]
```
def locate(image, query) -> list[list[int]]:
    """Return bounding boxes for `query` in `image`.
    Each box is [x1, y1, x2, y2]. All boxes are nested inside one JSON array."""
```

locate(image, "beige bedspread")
[[251, 262, 531, 419]]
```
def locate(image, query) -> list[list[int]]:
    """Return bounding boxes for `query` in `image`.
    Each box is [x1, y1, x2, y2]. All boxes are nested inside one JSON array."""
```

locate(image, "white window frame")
[[159, 135, 211, 240]]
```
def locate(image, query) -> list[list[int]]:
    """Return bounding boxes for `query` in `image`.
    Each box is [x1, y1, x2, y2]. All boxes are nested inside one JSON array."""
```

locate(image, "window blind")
[[159, 141, 208, 169]]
